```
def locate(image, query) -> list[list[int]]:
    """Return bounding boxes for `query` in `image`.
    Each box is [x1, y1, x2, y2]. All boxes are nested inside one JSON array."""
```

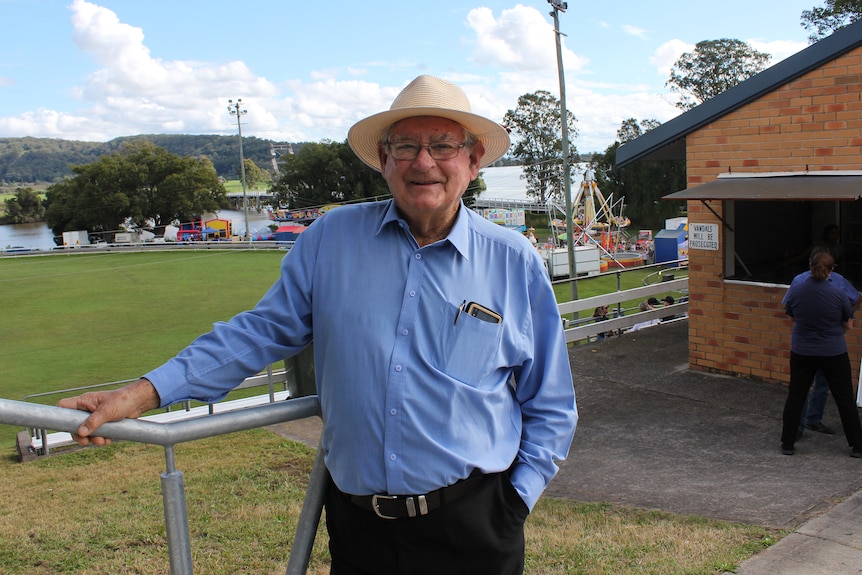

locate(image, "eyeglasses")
[[386, 140, 466, 161]]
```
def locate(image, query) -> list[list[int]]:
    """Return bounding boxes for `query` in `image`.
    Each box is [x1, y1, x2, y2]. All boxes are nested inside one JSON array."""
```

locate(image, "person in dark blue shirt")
[[780, 251, 862, 457], [786, 247, 861, 438]]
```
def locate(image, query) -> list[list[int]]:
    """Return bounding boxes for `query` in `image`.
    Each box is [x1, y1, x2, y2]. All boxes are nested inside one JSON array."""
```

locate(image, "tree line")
[[0, 134, 293, 184]]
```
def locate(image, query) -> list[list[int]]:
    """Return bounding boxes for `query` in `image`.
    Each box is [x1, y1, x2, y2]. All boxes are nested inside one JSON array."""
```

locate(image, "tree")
[[44, 141, 227, 237], [667, 39, 771, 110], [503, 91, 578, 203], [801, 0, 862, 42], [239, 158, 269, 190], [463, 174, 487, 208], [591, 119, 686, 230], [270, 140, 390, 209], [2, 187, 45, 224]]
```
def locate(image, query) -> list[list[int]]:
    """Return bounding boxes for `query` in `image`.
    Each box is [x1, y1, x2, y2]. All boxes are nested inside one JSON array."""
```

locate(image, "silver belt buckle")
[[371, 494, 400, 519], [371, 494, 429, 519]]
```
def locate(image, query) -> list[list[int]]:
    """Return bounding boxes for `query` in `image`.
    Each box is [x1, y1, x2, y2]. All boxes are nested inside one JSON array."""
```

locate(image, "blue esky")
[[0, 0, 819, 152]]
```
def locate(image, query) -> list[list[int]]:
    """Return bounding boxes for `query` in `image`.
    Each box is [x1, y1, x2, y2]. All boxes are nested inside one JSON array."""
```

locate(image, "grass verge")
[[0, 430, 778, 575]]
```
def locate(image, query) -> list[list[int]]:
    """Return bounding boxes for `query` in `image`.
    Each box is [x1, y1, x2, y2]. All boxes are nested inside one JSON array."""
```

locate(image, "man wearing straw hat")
[[61, 75, 577, 574]]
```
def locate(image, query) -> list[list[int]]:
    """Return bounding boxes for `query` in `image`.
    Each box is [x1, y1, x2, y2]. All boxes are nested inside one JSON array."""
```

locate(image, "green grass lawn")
[[0, 249, 682, 446], [223, 179, 269, 193], [0, 250, 285, 443], [0, 186, 49, 218]]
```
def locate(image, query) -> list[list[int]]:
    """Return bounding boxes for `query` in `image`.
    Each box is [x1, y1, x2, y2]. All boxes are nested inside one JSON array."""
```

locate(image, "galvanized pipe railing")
[[0, 396, 326, 575]]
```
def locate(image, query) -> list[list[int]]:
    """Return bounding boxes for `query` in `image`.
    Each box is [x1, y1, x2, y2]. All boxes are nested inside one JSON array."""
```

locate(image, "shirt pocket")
[[433, 301, 504, 386]]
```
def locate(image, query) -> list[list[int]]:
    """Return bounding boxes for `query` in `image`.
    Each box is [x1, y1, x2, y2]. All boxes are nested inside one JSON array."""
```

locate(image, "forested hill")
[[0, 134, 300, 184]]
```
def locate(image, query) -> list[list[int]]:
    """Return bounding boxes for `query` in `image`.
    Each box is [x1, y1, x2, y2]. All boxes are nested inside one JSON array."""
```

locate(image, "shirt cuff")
[[144, 362, 195, 408], [509, 462, 549, 512]]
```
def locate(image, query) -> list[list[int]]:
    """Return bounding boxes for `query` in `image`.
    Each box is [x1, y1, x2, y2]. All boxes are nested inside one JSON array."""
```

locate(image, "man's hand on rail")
[[57, 378, 161, 446]]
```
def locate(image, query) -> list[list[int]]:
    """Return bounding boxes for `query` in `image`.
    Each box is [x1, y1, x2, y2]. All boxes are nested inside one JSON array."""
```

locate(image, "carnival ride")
[[547, 170, 641, 268]]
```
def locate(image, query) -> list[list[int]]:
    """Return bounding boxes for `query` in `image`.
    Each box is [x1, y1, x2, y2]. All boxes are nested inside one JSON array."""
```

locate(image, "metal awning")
[[664, 174, 862, 201]]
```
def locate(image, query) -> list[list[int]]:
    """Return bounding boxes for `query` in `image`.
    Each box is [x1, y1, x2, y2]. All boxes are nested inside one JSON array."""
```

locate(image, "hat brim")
[[347, 107, 511, 172]]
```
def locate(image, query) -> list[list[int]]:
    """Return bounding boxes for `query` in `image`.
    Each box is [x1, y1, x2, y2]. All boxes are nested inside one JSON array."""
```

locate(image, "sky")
[[0, 0, 821, 153]]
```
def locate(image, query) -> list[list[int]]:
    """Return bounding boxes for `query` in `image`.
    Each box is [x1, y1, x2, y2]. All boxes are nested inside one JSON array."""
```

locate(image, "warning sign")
[[689, 223, 719, 251]]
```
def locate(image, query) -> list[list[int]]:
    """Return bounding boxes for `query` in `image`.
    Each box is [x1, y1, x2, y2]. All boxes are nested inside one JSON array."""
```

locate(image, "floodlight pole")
[[549, 1, 578, 300], [228, 99, 250, 241]]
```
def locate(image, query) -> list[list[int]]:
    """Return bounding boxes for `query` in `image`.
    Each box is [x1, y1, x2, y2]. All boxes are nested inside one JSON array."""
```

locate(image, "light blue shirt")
[[146, 200, 577, 510]]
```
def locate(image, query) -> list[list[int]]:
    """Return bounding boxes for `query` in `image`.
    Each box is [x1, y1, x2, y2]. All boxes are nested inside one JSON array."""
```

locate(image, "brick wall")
[[685, 46, 862, 384]]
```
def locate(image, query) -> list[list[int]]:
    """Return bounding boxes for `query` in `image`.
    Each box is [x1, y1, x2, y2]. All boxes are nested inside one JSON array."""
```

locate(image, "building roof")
[[615, 20, 862, 168], [663, 172, 862, 201]]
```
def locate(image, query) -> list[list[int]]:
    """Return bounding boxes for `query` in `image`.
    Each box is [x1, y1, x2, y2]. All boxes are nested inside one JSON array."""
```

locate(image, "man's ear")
[[377, 145, 389, 171], [469, 141, 486, 178]]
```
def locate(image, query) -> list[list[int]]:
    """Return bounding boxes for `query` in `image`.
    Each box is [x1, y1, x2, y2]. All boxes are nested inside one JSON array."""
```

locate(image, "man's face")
[[379, 116, 483, 227]]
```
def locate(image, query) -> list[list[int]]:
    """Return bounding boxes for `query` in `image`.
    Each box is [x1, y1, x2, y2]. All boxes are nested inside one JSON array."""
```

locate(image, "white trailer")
[[114, 232, 141, 244], [543, 245, 601, 279], [62, 230, 90, 247]]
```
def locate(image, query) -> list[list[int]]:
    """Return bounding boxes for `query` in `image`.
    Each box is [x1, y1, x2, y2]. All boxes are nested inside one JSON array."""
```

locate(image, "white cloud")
[[622, 25, 648, 40], [69, 1, 279, 137], [748, 39, 808, 65], [650, 39, 694, 78], [466, 5, 587, 74]]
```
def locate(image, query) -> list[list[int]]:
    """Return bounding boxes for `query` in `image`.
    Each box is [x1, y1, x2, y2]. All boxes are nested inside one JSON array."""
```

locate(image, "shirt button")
[[401, 329, 409, 336], [409, 290, 416, 297], [395, 365, 402, 372], [389, 453, 397, 461], [390, 408, 397, 416], [415, 254, 421, 260]]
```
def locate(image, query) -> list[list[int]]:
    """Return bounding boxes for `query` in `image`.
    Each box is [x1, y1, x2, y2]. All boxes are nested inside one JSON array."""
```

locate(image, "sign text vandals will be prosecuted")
[[690, 223, 719, 251]]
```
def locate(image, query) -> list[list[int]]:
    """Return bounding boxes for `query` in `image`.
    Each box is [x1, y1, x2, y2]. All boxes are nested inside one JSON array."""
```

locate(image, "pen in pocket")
[[454, 299, 467, 325]]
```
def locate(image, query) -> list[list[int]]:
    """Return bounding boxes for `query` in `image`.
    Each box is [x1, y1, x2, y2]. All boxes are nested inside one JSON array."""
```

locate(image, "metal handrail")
[[22, 363, 291, 455], [0, 395, 326, 575]]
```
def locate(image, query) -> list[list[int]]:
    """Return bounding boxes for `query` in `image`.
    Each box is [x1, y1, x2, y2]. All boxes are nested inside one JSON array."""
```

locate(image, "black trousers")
[[325, 472, 529, 575], [781, 352, 862, 449]]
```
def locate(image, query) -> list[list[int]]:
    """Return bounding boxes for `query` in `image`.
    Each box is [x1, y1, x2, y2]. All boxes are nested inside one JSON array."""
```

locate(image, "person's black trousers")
[[781, 352, 862, 449], [325, 472, 529, 575]]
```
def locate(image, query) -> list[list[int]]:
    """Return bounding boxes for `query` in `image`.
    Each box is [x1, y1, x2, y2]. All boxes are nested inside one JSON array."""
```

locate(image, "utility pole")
[[227, 99, 250, 241], [549, 0, 578, 300]]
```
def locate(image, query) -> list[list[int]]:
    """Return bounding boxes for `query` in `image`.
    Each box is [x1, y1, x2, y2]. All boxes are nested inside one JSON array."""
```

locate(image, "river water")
[[0, 209, 278, 251]]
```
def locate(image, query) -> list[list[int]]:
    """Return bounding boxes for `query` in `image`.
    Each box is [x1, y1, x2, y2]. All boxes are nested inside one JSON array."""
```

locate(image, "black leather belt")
[[348, 472, 486, 519]]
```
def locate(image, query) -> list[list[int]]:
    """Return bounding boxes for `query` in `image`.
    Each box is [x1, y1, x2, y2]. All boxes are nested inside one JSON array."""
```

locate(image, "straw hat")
[[347, 75, 511, 172]]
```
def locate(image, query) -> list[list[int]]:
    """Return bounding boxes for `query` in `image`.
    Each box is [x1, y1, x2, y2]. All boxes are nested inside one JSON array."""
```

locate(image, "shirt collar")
[[376, 200, 471, 260]]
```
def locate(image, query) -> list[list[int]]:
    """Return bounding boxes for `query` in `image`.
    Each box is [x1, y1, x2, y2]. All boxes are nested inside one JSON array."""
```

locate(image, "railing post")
[[285, 445, 329, 575], [39, 428, 49, 456], [162, 445, 194, 575], [267, 364, 275, 402], [615, 270, 623, 322]]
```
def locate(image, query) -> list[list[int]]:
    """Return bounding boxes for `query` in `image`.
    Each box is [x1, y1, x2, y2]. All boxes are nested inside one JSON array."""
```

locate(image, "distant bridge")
[[472, 197, 547, 212], [226, 190, 274, 210], [226, 191, 274, 199], [222, 192, 548, 213]]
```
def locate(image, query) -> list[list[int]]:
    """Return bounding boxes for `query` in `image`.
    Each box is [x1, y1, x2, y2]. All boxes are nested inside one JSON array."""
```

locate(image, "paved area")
[[269, 319, 862, 574]]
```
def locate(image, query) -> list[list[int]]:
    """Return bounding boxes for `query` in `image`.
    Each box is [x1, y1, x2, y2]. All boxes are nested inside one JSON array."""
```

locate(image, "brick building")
[[616, 21, 862, 385]]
